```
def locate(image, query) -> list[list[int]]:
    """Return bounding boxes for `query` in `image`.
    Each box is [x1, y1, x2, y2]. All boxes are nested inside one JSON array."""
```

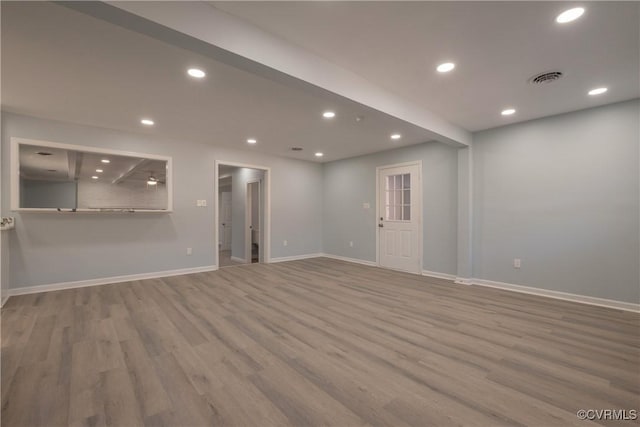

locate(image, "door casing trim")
[[375, 160, 423, 274]]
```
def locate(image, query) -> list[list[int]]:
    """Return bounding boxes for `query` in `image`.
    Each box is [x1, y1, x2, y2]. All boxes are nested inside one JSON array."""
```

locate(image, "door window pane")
[[403, 206, 411, 221], [384, 173, 411, 222]]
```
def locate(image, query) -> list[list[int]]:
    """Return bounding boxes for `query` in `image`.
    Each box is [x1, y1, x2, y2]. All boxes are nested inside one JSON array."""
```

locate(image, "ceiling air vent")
[[529, 71, 563, 85], [291, 147, 303, 151]]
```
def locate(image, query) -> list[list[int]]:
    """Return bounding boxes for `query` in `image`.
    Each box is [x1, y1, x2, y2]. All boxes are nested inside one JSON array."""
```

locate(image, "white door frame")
[[214, 160, 271, 267], [245, 179, 262, 263], [375, 160, 423, 273]]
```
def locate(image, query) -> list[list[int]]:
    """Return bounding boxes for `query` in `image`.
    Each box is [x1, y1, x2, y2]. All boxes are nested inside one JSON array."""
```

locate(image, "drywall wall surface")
[[22, 179, 77, 209], [2, 112, 323, 288], [76, 180, 167, 210], [323, 141, 458, 275], [472, 100, 640, 303]]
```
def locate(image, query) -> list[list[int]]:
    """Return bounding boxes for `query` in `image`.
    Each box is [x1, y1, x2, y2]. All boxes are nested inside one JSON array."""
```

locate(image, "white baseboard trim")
[[269, 253, 324, 263], [8, 265, 219, 297], [421, 270, 456, 281], [320, 253, 377, 267], [230, 256, 246, 263], [7, 255, 636, 313], [471, 278, 640, 313]]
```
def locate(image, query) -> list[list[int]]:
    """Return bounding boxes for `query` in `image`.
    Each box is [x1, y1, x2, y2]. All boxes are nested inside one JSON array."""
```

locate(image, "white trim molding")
[[263, 252, 377, 267], [230, 256, 247, 263], [269, 253, 324, 263], [470, 278, 640, 313], [1, 296, 9, 307], [319, 255, 639, 313], [8, 265, 218, 297], [321, 253, 377, 267], [422, 270, 456, 281]]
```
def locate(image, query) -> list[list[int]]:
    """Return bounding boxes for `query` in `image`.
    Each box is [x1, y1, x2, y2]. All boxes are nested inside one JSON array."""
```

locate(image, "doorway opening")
[[215, 161, 270, 268], [246, 180, 261, 263]]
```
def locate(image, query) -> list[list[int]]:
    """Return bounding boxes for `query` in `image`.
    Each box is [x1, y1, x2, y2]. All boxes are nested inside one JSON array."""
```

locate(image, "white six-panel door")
[[377, 162, 422, 274]]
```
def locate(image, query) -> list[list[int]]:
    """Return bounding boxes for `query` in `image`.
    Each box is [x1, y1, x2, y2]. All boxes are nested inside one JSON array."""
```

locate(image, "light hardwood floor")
[[219, 250, 246, 268], [2, 258, 638, 426]]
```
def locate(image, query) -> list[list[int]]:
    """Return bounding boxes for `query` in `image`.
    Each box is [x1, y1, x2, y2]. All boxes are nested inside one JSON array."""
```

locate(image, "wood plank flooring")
[[2, 257, 639, 426]]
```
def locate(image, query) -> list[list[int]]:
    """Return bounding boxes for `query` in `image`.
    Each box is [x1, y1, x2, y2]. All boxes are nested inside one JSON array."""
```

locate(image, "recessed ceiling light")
[[588, 87, 608, 96], [390, 133, 402, 140], [501, 108, 516, 116], [556, 7, 585, 24], [436, 62, 455, 73], [96, 169, 103, 173], [187, 68, 206, 78], [247, 138, 257, 144], [315, 152, 324, 157], [101, 159, 110, 163], [141, 119, 154, 126], [91, 176, 99, 179], [322, 111, 336, 118]]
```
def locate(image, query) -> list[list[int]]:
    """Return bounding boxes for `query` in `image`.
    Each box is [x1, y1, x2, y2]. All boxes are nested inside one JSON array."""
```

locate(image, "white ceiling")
[[213, 1, 640, 131], [1, 2, 439, 163], [2, 2, 638, 164]]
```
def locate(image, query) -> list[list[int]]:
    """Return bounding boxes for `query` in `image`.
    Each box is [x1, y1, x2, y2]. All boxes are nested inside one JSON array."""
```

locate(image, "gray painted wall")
[[3, 101, 637, 305], [2, 112, 323, 288], [323, 142, 459, 275], [473, 99, 640, 303], [76, 180, 167, 210], [22, 179, 77, 209]]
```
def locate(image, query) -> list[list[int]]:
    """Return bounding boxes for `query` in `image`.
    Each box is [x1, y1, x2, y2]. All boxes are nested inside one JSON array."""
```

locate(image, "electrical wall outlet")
[[349, 241, 354, 247], [196, 200, 207, 207], [513, 258, 521, 269], [187, 247, 193, 255], [362, 202, 370, 209], [283, 240, 288, 246]]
